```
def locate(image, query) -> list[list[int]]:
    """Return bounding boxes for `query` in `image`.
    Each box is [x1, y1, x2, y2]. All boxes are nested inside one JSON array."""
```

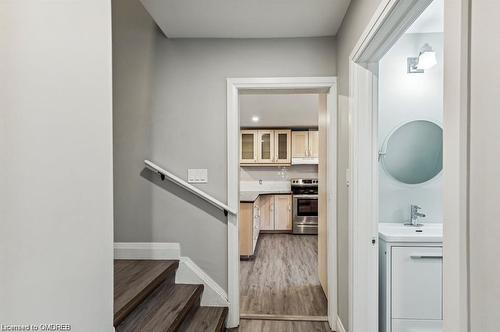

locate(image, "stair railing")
[[144, 160, 237, 216]]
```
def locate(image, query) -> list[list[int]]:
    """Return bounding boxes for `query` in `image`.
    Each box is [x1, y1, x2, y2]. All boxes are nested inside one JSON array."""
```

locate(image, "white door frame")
[[226, 77, 338, 329], [347, 0, 471, 331]]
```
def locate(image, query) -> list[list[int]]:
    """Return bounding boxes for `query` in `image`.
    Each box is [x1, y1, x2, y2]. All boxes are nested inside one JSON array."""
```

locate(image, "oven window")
[[296, 198, 318, 216]]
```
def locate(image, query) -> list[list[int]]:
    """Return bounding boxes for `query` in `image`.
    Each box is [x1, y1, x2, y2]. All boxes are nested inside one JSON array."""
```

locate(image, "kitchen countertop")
[[240, 190, 292, 203]]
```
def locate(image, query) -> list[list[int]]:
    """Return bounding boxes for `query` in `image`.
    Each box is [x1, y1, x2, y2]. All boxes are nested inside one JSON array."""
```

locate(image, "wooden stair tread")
[[179, 306, 228, 332], [116, 283, 204, 332], [114, 259, 179, 326]]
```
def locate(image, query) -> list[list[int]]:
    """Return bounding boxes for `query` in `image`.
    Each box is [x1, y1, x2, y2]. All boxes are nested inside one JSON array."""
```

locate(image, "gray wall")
[[0, 0, 113, 330], [335, 0, 384, 328], [113, 0, 337, 289], [379, 33, 443, 224]]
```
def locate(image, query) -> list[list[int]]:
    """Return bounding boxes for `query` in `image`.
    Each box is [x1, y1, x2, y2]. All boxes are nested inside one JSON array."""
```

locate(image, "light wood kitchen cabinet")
[[309, 130, 319, 158], [292, 130, 319, 164], [257, 130, 274, 163], [240, 129, 291, 166], [259, 195, 275, 231], [291, 131, 309, 158], [240, 130, 258, 164], [274, 195, 292, 231], [274, 130, 292, 163], [239, 197, 261, 258]]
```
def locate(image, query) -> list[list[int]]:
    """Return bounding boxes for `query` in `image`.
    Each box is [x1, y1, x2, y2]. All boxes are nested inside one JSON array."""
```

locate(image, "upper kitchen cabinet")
[[292, 130, 319, 164], [274, 130, 292, 164], [240, 130, 258, 164], [240, 129, 291, 166], [257, 130, 275, 164], [309, 130, 319, 158]]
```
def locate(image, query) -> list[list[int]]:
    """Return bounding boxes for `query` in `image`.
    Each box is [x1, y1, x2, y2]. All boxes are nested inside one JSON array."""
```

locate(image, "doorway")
[[348, 0, 454, 331], [226, 77, 337, 329]]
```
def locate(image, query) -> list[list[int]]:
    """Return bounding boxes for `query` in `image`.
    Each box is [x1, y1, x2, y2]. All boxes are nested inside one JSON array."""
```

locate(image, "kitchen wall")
[[240, 165, 318, 183], [379, 32, 443, 223], [0, 0, 113, 330], [113, 0, 337, 290], [335, 0, 384, 328]]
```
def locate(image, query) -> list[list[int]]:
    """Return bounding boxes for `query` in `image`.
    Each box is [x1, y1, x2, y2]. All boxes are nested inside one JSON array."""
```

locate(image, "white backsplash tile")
[[240, 180, 291, 192]]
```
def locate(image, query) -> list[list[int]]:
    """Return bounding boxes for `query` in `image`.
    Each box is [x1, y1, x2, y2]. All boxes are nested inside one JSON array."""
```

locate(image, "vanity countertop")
[[240, 190, 292, 203], [379, 222, 443, 243]]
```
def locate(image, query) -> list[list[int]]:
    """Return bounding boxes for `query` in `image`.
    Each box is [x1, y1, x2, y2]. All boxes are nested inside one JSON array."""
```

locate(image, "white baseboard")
[[114, 242, 180, 259], [113, 242, 228, 307], [336, 315, 346, 332], [176, 256, 228, 306]]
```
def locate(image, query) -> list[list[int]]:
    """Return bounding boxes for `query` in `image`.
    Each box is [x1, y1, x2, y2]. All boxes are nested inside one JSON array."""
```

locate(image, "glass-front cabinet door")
[[257, 130, 274, 163], [274, 130, 291, 163], [240, 130, 257, 163]]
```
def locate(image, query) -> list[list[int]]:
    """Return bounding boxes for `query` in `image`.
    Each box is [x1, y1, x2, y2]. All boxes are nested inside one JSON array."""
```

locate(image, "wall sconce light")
[[407, 43, 437, 73]]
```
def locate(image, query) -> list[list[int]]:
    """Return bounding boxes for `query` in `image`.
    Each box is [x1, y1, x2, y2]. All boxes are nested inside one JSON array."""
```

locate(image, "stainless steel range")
[[291, 178, 318, 235]]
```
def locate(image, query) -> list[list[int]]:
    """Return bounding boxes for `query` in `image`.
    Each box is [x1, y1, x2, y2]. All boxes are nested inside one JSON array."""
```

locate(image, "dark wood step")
[[179, 306, 228, 332], [116, 282, 204, 332], [114, 259, 179, 326]]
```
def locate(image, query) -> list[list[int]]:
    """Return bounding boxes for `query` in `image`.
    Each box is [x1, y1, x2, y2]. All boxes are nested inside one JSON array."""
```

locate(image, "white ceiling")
[[140, 0, 351, 38], [240, 94, 318, 128], [406, 0, 443, 34]]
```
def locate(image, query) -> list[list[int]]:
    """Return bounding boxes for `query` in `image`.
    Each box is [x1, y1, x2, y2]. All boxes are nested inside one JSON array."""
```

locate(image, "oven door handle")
[[292, 195, 318, 199]]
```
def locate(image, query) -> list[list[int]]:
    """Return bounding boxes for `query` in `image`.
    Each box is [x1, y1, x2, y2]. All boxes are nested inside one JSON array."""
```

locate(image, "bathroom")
[[377, 0, 444, 331]]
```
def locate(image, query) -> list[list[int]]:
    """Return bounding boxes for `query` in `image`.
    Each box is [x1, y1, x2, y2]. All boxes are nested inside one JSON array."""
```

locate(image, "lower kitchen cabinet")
[[274, 195, 292, 231], [240, 194, 293, 258], [259, 195, 274, 231], [239, 197, 260, 258], [258, 194, 292, 232]]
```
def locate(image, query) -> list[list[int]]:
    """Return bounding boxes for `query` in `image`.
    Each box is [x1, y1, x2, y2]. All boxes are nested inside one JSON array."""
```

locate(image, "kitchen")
[[238, 93, 327, 319]]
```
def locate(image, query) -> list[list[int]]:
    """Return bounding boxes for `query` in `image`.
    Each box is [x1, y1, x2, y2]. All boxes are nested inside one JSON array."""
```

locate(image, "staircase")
[[114, 260, 228, 332]]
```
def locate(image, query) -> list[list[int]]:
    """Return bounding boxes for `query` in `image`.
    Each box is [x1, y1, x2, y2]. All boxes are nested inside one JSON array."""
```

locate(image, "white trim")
[[348, 1, 438, 331], [114, 242, 180, 260], [240, 314, 328, 322], [176, 257, 229, 307], [442, 0, 470, 331], [336, 315, 347, 332], [113, 242, 228, 307], [227, 77, 338, 330], [326, 85, 338, 331]]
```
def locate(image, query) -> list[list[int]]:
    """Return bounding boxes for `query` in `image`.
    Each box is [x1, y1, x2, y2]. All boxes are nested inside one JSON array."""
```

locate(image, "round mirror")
[[380, 120, 443, 184]]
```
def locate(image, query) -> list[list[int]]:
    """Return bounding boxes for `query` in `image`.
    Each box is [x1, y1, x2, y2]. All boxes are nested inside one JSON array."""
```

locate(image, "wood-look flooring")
[[228, 319, 331, 332], [114, 259, 179, 326], [240, 234, 328, 317]]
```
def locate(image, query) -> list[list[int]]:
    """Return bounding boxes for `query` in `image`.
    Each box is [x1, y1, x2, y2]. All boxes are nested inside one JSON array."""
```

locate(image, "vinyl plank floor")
[[240, 234, 327, 316], [228, 319, 331, 332]]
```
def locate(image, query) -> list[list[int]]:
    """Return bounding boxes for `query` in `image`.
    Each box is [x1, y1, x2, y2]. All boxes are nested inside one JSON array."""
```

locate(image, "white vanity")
[[379, 223, 443, 332]]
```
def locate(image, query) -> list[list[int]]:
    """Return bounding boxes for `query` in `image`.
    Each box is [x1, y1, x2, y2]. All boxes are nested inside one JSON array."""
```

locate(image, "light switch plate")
[[188, 169, 208, 183]]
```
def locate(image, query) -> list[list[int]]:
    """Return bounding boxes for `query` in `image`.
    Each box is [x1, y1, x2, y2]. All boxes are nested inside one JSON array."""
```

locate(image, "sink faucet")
[[406, 204, 426, 227]]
